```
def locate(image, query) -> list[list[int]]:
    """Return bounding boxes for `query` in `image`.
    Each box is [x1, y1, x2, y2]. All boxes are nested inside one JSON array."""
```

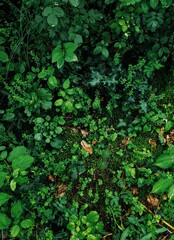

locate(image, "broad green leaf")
[[64, 101, 74, 112], [7, 146, 27, 162], [63, 79, 70, 89], [119, 19, 126, 26], [42, 100, 52, 110], [11, 225, 20, 238], [95, 221, 104, 232], [21, 219, 34, 228], [47, 13, 58, 26], [11, 201, 23, 218], [48, 76, 58, 89], [64, 42, 78, 53], [94, 46, 102, 55], [52, 46, 65, 68], [58, 117, 65, 125], [165, 121, 173, 131], [2, 113, 15, 121], [0, 37, 6, 44], [50, 138, 63, 149], [0, 213, 11, 230], [42, 6, 52, 16], [168, 185, 174, 201], [150, 0, 159, 9], [65, 52, 78, 62], [0, 172, 7, 188], [154, 152, 174, 169], [102, 48, 109, 58], [74, 34, 83, 44], [55, 99, 63, 106], [10, 179, 16, 191], [0, 150, 7, 160], [86, 211, 99, 223], [151, 178, 173, 194], [12, 155, 34, 171], [53, 7, 64, 17], [69, 0, 79, 7], [120, 226, 130, 240], [141, 2, 149, 13], [0, 51, 9, 62], [0, 193, 12, 206], [55, 127, 63, 134]]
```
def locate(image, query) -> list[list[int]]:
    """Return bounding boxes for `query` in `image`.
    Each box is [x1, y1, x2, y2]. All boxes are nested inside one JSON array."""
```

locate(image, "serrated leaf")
[[21, 219, 34, 228], [0, 193, 12, 206], [168, 185, 174, 201], [150, 0, 159, 9], [151, 178, 174, 194], [47, 13, 58, 26], [11, 225, 20, 237], [42, 6, 52, 16], [0, 213, 11, 230], [69, 0, 79, 7], [63, 79, 70, 89], [64, 42, 78, 53], [0, 51, 9, 62], [11, 201, 23, 218]]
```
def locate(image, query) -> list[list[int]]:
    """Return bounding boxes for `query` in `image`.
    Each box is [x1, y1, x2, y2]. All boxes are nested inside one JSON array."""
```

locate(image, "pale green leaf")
[[55, 99, 63, 106], [86, 211, 99, 223], [21, 219, 34, 228], [48, 76, 58, 89], [10, 179, 16, 191], [151, 178, 173, 194], [154, 152, 174, 169], [12, 155, 34, 171], [168, 185, 174, 201], [65, 52, 78, 62], [63, 79, 70, 89], [11, 225, 20, 238], [64, 101, 74, 112]]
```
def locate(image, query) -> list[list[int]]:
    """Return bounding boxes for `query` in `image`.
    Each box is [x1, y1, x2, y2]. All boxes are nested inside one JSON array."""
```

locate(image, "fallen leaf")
[[158, 127, 164, 138], [56, 184, 67, 198], [163, 194, 167, 201], [48, 174, 55, 182], [92, 140, 98, 145], [148, 138, 157, 148], [81, 129, 89, 137], [132, 187, 138, 195], [147, 195, 159, 207], [71, 127, 79, 134], [165, 129, 174, 144], [81, 140, 93, 154], [121, 137, 131, 146]]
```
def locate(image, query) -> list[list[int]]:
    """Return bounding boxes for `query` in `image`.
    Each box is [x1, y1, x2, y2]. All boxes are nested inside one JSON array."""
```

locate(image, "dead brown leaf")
[[121, 137, 131, 146], [56, 184, 67, 198], [71, 127, 79, 134], [48, 174, 55, 182], [147, 195, 159, 207], [165, 129, 174, 144], [132, 187, 138, 195], [158, 127, 165, 138], [148, 138, 157, 148], [81, 129, 89, 137], [81, 140, 93, 154]]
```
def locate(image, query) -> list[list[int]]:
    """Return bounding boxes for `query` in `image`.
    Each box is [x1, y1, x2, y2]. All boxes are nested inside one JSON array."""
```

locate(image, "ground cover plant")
[[0, 0, 174, 239]]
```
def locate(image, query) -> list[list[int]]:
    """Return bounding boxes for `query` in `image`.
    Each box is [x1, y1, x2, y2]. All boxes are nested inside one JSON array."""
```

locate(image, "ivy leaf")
[[0, 51, 9, 62], [86, 211, 99, 222], [151, 178, 174, 194], [69, 0, 79, 7], [0, 193, 12, 206], [47, 13, 58, 26], [150, 0, 159, 9]]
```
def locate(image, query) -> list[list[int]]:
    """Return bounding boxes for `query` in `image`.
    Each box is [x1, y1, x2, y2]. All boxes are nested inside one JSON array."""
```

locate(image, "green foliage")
[[1, 0, 174, 239]]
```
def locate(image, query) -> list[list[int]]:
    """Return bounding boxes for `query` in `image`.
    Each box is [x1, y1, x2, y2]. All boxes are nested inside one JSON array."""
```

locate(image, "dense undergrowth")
[[0, 0, 174, 239]]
